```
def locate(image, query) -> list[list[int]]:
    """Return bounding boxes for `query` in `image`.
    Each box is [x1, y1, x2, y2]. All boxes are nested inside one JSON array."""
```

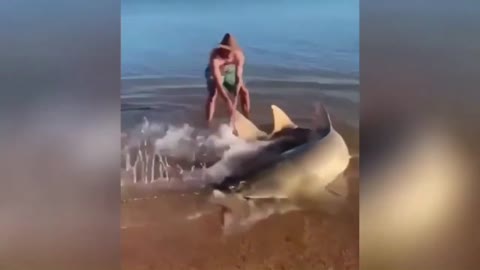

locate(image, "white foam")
[[121, 119, 270, 186]]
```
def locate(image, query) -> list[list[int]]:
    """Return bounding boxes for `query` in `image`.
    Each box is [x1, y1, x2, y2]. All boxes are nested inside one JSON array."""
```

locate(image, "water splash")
[[121, 117, 267, 188]]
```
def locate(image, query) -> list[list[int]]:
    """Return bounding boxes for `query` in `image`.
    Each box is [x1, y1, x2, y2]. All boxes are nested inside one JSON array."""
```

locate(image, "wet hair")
[[220, 33, 231, 43]]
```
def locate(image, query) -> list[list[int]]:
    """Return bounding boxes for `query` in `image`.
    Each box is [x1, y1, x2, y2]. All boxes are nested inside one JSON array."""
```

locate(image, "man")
[[205, 33, 251, 127]]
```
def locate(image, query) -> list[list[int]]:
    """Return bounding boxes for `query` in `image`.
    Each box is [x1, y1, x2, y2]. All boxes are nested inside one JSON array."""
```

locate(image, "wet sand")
[[121, 79, 359, 270], [122, 160, 358, 270]]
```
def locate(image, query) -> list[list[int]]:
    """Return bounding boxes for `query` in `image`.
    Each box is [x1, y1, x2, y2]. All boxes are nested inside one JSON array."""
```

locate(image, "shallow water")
[[121, 0, 359, 136]]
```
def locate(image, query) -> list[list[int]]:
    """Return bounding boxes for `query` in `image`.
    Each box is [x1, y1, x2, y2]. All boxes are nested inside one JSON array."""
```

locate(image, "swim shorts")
[[205, 65, 237, 96]]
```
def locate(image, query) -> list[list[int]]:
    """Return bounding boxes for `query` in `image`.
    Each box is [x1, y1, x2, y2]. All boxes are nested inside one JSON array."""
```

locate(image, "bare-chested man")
[[204, 33, 251, 127]]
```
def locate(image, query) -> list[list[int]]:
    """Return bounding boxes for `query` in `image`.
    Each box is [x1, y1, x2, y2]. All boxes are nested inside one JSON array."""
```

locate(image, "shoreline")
[[120, 73, 359, 131], [121, 75, 359, 92]]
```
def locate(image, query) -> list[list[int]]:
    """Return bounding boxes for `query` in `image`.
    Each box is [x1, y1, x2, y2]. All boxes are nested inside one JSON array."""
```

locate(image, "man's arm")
[[235, 52, 245, 88], [211, 59, 234, 110]]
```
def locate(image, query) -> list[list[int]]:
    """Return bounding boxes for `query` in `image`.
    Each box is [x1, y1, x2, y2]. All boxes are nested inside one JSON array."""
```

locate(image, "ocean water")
[[121, 0, 359, 187], [121, 0, 359, 81]]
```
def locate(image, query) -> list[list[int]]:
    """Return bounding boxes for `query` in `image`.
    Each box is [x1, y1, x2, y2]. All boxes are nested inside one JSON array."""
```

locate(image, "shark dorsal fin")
[[232, 110, 267, 140], [271, 105, 297, 134]]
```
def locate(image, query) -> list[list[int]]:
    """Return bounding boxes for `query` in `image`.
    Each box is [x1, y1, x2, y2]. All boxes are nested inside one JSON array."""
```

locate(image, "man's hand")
[[228, 99, 237, 128], [234, 51, 245, 113], [227, 97, 235, 114], [236, 80, 243, 94], [211, 59, 236, 114]]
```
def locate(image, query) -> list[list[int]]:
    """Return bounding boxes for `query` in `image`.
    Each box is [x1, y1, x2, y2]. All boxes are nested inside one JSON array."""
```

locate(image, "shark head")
[[209, 104, 353, 234]]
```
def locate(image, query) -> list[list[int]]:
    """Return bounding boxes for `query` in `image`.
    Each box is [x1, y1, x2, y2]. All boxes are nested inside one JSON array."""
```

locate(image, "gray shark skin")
[[207, 104, 353, 234]]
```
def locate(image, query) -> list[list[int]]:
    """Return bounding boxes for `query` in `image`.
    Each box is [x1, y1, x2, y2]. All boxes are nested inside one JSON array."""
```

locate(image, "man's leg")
[[239, 86, 251, 119], [205, 81, 217, 127]]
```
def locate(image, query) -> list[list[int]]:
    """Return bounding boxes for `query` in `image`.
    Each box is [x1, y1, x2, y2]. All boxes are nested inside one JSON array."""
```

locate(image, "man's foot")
[[229, 113, 236, 126], [207, 120, 213, 129]]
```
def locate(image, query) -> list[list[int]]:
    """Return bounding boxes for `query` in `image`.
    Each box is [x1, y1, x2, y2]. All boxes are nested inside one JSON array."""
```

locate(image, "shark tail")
[[233, 104, 299, 140], [212, 189, 227, 198], [232, 103, 335, 140], [312, 102, 333, 133], [232, 110, 267, 140]]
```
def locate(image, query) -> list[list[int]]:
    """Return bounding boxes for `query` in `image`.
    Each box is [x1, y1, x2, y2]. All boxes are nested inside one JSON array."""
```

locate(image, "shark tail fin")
[[312, 102, 333, 133], [232, 110, 267, 140], [270, 105, 297, 134]]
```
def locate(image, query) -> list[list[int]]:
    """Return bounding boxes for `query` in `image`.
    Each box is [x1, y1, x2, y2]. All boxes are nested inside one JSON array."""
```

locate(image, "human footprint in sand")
[[205, 33, 251, 127]]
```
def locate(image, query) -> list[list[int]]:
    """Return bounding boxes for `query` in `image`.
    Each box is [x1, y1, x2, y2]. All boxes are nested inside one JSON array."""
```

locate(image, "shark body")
[[207, 104, 353, 233]]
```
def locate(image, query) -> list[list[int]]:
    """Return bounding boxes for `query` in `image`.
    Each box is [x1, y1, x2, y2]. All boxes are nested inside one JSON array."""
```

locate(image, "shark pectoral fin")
[[325, 173, 349, 198], [213, 189, 226, 198], [232, 110, 267, 140], [270, 105, 297, 135], [209, 191, 241, 229], [242, 184, 289, 200]]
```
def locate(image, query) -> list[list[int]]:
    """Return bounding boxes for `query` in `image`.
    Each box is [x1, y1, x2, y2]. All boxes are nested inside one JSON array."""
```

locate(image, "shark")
[[206, 104, 355, 233]]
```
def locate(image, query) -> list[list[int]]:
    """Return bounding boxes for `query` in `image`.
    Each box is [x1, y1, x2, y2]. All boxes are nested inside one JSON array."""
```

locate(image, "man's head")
[[217, 47, 232, 59], [217, 33, 239, 58]]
